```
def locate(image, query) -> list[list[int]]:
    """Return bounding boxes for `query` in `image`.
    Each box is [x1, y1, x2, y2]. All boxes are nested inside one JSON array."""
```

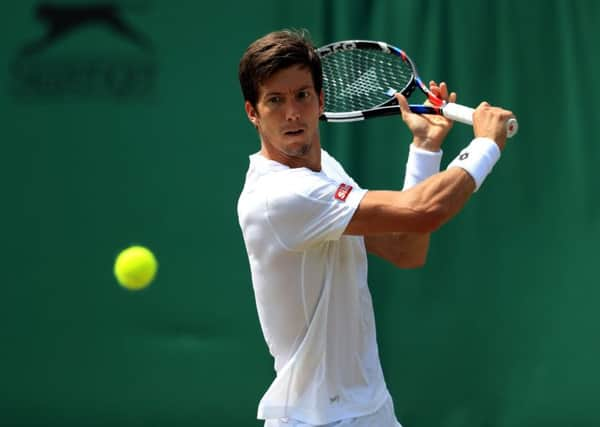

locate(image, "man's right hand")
[[472, 102, 515, 151]]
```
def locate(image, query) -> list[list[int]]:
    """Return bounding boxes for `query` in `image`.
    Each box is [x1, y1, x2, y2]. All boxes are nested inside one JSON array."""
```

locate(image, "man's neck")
[[260, 144, 322, 172]]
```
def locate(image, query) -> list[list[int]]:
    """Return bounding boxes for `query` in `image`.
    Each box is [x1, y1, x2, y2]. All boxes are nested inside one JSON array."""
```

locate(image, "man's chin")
[[286, 143, 311, 157]]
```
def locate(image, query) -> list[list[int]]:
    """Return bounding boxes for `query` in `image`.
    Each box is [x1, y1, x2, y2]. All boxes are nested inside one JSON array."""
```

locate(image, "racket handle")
[[441, 102, 474, 125], [442, 102, 519, 138]]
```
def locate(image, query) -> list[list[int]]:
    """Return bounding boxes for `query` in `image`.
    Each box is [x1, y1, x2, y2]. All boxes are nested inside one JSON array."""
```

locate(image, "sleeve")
[[265, 170, 367, 252]]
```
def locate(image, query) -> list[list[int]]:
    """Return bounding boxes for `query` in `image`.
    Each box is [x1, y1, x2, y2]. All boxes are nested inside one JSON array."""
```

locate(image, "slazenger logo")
[[317, 41, 356, 57], [9, 1, 157, 100], [19, 3, 153, 57], [334, 183, 353, 202]]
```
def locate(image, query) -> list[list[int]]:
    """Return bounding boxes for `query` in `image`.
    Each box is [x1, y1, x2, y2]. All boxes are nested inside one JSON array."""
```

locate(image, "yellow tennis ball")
[[114, 245, 158, 290]]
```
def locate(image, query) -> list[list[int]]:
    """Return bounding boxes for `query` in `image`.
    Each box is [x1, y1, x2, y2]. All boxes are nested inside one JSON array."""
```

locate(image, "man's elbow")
[[391, 251, 428, 269]]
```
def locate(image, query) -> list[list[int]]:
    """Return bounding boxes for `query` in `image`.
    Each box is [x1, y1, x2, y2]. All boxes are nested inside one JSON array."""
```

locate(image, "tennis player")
[[237, 30, 514, 427]]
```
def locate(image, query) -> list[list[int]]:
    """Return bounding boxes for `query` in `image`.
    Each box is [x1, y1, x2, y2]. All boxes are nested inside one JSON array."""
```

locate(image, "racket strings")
[[321, 49, 414, 113]]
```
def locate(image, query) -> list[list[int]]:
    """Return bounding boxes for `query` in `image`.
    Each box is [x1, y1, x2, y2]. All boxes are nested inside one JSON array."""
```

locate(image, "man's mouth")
[[283, 128, 305, 136]]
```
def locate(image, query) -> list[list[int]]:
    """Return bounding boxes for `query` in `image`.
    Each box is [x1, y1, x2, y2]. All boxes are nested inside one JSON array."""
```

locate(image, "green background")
[[1, 1, 599, 426]]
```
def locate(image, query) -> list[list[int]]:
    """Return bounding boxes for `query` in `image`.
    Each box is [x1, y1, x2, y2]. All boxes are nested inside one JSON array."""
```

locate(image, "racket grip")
[[442, 102, 519, 138], [441, 102, 474, 125]]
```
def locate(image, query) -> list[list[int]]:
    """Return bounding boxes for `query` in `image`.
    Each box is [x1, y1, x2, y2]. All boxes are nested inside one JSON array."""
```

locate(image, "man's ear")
[[245, 101, 259, 128]]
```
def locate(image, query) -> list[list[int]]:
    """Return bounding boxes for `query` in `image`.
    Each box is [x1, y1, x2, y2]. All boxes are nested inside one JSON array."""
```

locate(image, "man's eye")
[[268, 97, 282, 105], [297, 91, 310, 100]]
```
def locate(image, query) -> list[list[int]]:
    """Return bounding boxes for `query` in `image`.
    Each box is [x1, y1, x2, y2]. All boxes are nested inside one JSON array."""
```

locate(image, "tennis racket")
[[317, 40, 518, 138]]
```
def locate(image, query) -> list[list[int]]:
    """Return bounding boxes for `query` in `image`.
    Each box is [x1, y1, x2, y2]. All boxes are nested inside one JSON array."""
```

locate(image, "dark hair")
[[238, 29, 323, 108]]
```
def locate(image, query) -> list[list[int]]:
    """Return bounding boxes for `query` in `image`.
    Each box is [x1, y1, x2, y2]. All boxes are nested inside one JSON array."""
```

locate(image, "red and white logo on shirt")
[[334, 183, 353, 202]]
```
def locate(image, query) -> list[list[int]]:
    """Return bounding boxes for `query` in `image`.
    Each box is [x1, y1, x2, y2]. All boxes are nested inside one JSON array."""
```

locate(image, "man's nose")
[[285, 100, 301, 121]]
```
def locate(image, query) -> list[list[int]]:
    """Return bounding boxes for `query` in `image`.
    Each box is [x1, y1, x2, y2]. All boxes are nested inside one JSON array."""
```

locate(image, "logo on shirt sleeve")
[[334, 183, 353, 202]]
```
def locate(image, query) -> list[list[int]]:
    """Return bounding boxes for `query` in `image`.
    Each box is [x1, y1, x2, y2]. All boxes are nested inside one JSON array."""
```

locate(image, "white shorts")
[[263, 397, 402, 427]]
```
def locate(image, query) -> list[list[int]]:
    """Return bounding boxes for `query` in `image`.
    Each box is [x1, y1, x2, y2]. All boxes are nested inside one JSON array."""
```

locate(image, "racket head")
[[317, 40, 441, 120]]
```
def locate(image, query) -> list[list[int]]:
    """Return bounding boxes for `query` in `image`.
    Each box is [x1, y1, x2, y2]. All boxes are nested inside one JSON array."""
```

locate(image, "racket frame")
[[317, 39, 518, 138], [317, 40, 443, 122]]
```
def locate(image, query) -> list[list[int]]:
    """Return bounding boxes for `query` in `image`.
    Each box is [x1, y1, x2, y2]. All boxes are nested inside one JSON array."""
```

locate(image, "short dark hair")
[[238, 29, 323, 108]]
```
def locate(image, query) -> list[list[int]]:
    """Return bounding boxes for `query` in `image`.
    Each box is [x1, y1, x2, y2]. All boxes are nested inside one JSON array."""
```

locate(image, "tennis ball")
[[114, 245, 158, 290]]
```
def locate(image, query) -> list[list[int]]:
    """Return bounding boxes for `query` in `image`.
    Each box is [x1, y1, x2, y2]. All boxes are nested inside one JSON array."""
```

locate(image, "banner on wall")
[[8, 1, 158, 101]]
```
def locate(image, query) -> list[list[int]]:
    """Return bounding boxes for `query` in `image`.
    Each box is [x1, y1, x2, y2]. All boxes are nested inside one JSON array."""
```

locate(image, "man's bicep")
[[344, 190, 432, 235], [345, 168, 475, 236]]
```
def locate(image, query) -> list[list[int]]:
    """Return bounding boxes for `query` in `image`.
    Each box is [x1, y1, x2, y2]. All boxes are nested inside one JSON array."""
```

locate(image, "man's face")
[[245, 65, 324, 164]]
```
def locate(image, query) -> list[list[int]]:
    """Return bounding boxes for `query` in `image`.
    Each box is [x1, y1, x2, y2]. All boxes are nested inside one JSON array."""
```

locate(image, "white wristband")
[[447, 137, 501, 191], [402, 144, 443, 190]]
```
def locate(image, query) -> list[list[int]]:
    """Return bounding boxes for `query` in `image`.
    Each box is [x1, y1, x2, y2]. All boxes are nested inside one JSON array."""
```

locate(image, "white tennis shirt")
[[237, 149, 390, 425]]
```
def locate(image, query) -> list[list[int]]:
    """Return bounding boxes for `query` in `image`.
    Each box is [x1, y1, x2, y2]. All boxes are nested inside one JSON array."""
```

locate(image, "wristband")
[[446, 137, 501, 191], [402, 144, 443, 190]]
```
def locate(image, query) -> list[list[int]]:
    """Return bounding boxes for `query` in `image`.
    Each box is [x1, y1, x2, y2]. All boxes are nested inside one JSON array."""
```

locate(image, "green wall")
[[1, 1, 599, 426]]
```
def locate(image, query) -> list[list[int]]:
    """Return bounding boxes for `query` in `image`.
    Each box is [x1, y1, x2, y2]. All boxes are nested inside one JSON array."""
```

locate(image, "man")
[[237, 30, 514, 427]]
